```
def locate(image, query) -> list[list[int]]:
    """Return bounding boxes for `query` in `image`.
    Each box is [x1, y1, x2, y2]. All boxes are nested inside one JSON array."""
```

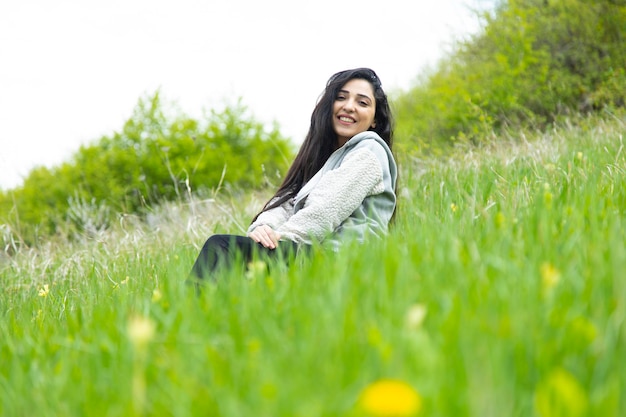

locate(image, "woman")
[[190, 68, 397, 282]]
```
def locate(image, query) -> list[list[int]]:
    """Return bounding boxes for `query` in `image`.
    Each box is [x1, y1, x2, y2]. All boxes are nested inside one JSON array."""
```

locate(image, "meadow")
[[1, 114, 624, 417]]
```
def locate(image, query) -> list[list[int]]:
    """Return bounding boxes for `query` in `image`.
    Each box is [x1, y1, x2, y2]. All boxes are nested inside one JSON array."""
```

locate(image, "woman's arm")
[[247, 198, 294, 234], [277, 145, 387, 243]]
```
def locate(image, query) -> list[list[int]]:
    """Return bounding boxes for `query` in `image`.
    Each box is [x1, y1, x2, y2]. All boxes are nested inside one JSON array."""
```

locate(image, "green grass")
[[1, 115, 625, 417]]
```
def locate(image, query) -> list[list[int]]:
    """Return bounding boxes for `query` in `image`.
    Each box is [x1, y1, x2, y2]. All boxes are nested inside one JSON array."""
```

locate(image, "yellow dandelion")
[[358, 379, 422, 417], [450, 203, 458, 213], [540, 262, 561, 293], [38, 284, 50, 298], [127, 315, 155, 350]]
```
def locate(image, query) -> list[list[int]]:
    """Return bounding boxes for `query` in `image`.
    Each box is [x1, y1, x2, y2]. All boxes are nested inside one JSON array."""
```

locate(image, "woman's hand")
[[248, 225, 282, 249]]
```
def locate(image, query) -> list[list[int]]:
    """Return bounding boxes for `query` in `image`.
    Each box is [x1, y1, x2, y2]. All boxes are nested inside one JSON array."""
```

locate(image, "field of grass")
[[1, 115, 625, 417]]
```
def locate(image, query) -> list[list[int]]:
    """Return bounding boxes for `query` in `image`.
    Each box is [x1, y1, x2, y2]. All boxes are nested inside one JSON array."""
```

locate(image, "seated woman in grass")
[[190, 67, 397, 282]]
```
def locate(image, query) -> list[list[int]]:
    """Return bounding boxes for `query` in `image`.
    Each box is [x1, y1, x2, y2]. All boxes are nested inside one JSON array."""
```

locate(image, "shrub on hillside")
[[394, 0, 626, 152], [0, 92, 294, 245]]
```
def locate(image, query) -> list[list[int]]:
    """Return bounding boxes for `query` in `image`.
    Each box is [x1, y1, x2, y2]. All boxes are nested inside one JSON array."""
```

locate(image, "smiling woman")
[[189, 68, 398, 284]]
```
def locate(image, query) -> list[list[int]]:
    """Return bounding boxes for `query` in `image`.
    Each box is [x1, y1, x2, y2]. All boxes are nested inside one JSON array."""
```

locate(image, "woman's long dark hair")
[[252, 68, 394, 221]]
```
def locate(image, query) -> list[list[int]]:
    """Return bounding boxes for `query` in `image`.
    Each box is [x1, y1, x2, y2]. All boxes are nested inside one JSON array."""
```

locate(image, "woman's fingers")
[[265, 226, 280, 247], [248, 225, 280, 249]]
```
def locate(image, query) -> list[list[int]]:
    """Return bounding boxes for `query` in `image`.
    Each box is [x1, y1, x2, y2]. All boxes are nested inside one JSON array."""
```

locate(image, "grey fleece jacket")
[[247, 131, 397, 249]]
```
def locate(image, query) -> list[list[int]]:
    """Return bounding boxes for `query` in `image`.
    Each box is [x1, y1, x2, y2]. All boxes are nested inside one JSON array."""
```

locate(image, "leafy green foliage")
[[394, 0, 626, 152], [0, 93, 293, 244]]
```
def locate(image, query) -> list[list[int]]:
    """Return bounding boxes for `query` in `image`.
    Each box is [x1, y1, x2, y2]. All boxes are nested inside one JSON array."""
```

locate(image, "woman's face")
[[332, 78, 376, 147]]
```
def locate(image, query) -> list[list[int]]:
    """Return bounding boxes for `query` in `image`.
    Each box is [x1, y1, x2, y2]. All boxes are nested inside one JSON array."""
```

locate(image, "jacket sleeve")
[[276, 146, 385, 243], [247, 198, 294, 234]]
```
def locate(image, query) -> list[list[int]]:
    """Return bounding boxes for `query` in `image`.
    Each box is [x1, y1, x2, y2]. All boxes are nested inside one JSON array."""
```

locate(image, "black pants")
[[189, 234, 300, 283]]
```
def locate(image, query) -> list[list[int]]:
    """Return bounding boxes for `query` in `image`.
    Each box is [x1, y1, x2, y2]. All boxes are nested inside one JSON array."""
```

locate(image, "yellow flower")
[[495, 212, 506, 228], [450, 203, 458, 213], [127, 315, 155, 350], [534, 368, 588, 417], [540, 262, 561, 293], [245, 260, 267, 280], [38, 284, 50, 297], [151, 288, 162, 303], [358, 379, 422, 417], [543, 191, 553, 205]]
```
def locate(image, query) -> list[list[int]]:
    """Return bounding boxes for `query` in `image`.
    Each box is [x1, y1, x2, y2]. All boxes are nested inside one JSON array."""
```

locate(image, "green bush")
[[0, 92, 294, 244], [394, 0, 626, 153]]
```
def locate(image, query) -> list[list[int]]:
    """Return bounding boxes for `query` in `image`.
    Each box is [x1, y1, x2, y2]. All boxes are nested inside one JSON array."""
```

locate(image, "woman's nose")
[[342, 99, 355, 111]]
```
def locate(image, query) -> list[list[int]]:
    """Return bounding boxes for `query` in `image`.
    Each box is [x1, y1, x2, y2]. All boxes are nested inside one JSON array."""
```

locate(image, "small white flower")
[[405, 304, 427, 330], [127, 315, 155, 349], [38, 284, 50, 297]]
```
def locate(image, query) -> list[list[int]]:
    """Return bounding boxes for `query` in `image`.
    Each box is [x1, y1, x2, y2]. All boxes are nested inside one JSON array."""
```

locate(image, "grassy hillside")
[[1, 114, 625, 416]]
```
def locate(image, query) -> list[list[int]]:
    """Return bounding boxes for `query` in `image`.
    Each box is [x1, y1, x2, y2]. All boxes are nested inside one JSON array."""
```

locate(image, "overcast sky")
[[0, 0, 493, 190]]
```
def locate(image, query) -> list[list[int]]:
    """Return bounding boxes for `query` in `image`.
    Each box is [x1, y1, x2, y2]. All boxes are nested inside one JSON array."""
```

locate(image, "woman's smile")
[[338, 115, 356, 124]]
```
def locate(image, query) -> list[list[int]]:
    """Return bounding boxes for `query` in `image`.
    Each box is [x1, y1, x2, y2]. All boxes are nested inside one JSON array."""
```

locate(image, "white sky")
[[0, 0, 492, 190]]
